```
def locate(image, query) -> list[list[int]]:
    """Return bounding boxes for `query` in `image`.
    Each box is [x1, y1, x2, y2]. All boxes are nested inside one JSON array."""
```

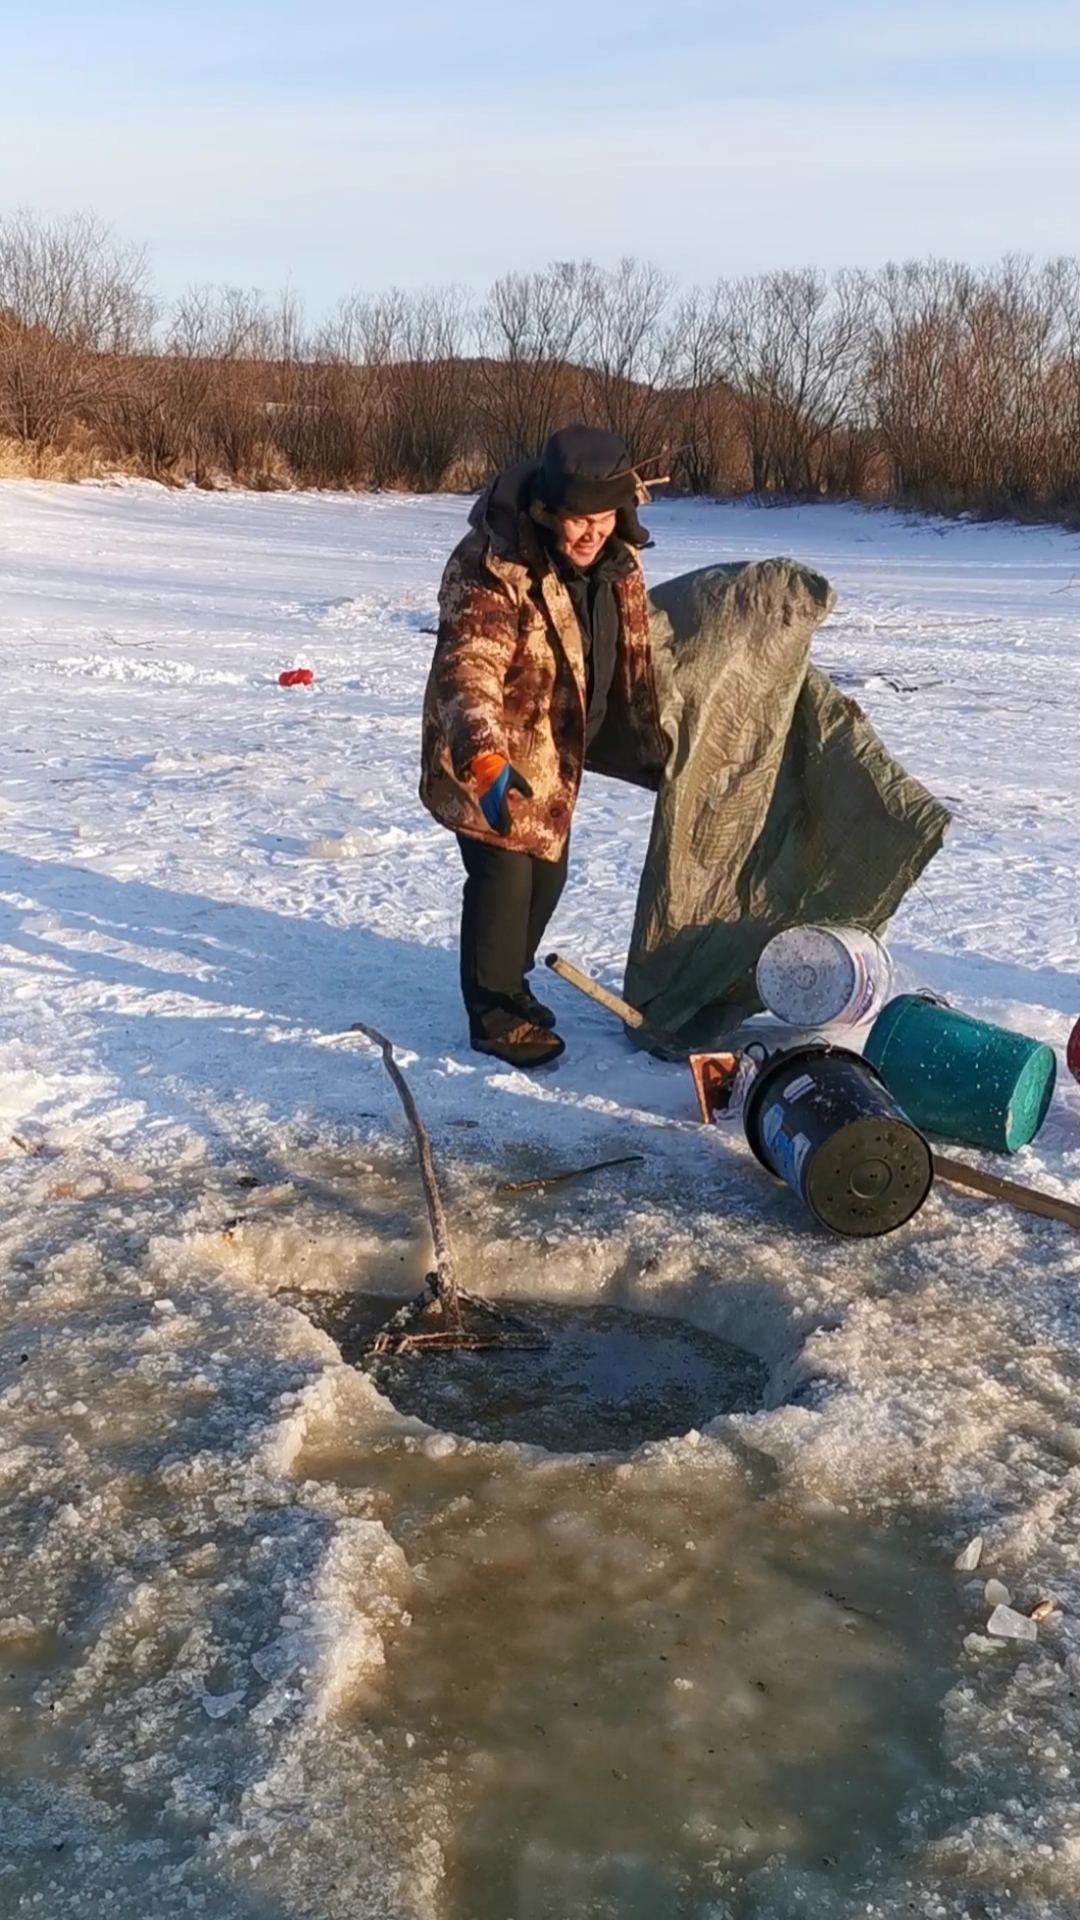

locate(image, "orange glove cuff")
[[470, 752, 507, 796]]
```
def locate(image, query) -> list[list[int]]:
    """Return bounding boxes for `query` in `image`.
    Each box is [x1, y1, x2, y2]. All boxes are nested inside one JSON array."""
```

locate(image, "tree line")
[[2, 210, 1080, 521]]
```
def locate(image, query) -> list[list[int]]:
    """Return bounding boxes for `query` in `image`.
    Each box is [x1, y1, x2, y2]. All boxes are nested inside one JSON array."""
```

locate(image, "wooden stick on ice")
[[932, 1156, 1080, 1232], [349, 1021, 464, 1331]]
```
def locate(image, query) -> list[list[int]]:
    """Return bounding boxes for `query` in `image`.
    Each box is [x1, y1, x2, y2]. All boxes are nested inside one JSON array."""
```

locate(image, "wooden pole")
[[350, 1022, 463, 1329], [497, 1153, 645, 1194], [932, 1155, 1080, 1233], [545, 953, 646, 1028], [544, 951, 692, 1058]]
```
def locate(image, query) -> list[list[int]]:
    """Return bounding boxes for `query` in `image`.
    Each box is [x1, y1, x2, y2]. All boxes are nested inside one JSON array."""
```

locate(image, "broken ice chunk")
[[0, 1615, 36, 1641], [251, 1632, 308, 1684], [305, 830, 379, 859], [984, 1578, 1012, 1608], [954, 1536, 983, 1572], [200, 1688, 246, 1718], [987, 1604, 1038, 1643]]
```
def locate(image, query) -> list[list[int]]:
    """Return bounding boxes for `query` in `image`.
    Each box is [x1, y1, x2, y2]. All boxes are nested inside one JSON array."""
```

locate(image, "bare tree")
[[5, 208, 1080, 519], [474, 261, 593, 471], [105, 285, 268, 482], [578, 256, 677, 453], [362, 287, 472, 489], [711, 267, 873, 495], [1044, 257, 1080, 509], [0, 208, 151, 350], [868, 259, 980, 503], [863, 258, 1066, 511], [0, 209, 153, 448], [664, 286, 749, 494]]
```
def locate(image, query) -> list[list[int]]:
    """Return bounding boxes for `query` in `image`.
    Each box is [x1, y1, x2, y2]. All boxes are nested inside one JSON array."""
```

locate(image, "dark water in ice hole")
[[291, 1292, 770, 1452], [292, 1297, 962, 1919]]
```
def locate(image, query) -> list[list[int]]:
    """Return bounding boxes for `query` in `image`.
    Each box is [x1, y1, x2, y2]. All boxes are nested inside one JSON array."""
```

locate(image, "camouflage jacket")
[[419, 471, 667, 861]]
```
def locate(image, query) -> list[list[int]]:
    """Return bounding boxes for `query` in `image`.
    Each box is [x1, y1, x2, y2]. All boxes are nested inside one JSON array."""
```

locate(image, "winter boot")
[[469, 1007, 565, 1069], [509, 988, 557, 1031]]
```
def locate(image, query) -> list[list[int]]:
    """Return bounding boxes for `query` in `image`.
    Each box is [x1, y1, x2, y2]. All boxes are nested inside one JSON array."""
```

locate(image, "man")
[[420, 425, 668, 1068]]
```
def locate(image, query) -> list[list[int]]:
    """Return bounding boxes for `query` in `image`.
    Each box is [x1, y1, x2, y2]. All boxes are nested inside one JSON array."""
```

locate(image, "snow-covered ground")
[[2, 480, 1080, 1917]]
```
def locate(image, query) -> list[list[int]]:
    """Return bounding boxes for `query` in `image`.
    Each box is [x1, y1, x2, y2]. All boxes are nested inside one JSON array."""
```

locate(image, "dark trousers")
[[456, 833, 569, 1024]]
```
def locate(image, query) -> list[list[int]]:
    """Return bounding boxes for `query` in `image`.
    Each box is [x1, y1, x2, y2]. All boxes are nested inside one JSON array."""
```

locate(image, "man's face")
[[558, 509, 617, 569]]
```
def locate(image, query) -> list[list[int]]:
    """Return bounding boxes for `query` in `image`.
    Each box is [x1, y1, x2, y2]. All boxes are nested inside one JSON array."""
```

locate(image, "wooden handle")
[[545, 953, 646, 1028], [350, 1021, 462, 1323], [933, 1155, 1080, 1232]]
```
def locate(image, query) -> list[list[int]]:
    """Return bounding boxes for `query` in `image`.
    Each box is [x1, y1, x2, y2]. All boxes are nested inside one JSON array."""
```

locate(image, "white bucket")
[[755, 925, 894, 1031]]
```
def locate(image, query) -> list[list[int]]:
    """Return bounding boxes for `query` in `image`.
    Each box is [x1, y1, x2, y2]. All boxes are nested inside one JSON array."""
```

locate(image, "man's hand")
[[471, 754, 533, 836]]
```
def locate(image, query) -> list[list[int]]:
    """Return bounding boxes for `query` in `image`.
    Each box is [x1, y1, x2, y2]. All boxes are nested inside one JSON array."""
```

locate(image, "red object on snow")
[[278, 668, 314, 688], [1068, 1015, 1080, 1085]]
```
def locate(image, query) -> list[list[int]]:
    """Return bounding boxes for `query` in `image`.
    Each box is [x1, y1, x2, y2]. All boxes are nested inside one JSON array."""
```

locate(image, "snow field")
[[2, 481, 1080, 1914]]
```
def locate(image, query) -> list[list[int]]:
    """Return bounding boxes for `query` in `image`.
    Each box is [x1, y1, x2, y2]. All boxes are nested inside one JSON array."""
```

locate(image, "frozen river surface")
[[2, 481, 1080, 1916]]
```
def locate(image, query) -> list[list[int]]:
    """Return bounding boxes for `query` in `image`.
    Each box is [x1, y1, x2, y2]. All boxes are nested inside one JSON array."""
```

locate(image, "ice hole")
[[296, 1429, 962, 1919], [292, 1292, 770, 1452], [221, 1159, 962, 1913]]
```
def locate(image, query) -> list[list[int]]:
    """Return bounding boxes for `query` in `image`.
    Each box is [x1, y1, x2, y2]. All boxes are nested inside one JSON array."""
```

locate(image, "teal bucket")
[[863, 994, 1056, 1154]]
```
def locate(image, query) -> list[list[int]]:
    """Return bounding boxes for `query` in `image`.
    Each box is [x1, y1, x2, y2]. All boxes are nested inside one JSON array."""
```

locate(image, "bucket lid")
[[805, 1116, 934, 1238], [756, 927, 865, 1027], [1004, 1043, 1057, 1152]]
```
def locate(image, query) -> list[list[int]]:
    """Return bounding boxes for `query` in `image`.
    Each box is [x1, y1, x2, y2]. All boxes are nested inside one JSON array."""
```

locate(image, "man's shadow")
[[0, 848, 467, 1145], [0, 846, 713, 1168]]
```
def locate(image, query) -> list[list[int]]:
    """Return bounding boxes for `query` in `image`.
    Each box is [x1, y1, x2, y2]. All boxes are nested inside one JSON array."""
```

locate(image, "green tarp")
[[623, 561, 950, 1051]]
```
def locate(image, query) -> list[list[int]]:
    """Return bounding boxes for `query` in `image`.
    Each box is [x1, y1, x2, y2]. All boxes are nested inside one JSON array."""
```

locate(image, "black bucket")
[[742, 1045, 934, 1238]]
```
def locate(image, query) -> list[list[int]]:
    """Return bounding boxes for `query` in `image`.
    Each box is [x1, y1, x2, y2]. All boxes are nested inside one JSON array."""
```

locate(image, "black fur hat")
[[534, 425, 637, 514], [532, 424, 649, 545]]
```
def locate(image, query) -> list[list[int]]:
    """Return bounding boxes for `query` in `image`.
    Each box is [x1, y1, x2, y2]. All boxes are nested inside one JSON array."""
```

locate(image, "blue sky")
[[2, 0, 1079, 313]]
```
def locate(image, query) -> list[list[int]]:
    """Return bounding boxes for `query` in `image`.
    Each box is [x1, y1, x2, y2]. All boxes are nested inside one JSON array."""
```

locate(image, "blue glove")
[[472, 756, 533, 836]]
